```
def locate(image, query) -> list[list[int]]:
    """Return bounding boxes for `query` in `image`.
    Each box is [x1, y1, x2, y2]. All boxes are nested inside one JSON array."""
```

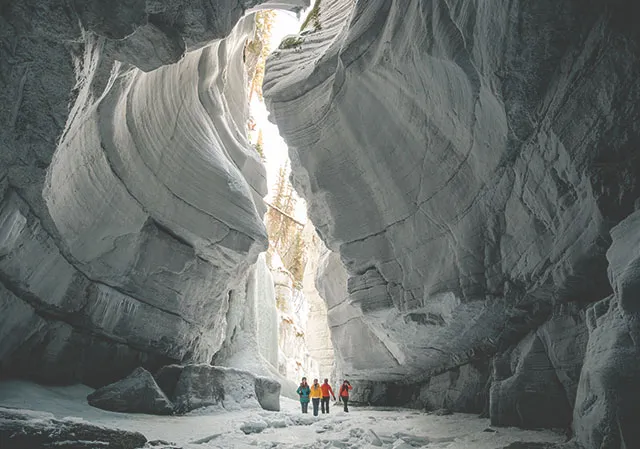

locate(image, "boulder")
[[239, 419, 268, 434], [87, 367, 174, 415], [155, 364, 280, 414], [154, 365, 183, 401], [254, 376, 281, 411], [0, 407, 147, 449]]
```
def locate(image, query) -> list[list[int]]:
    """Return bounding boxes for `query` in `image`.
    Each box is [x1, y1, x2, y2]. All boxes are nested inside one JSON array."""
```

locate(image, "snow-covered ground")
[[0, 381, 565, 448]]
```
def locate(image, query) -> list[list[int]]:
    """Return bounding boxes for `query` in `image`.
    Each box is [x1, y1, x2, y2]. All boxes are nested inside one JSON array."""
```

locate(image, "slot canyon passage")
[[1, 0, 640, 448]]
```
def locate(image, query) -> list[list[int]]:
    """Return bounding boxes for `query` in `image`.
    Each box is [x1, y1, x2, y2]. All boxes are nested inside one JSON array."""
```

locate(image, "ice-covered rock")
[[0, 407, 147, 449], [240, 419, 269, 434], [302, 224, 336, 379], [154, 364, 281, 414], [268, 250, 322, 384], [87, 367, 174, 415], [212, 254, 298, 399]]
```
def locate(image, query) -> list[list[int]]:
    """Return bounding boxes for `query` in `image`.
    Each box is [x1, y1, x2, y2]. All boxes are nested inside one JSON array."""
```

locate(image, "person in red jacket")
[[320, 378, 336, 414], [339, 380, 353, 412]]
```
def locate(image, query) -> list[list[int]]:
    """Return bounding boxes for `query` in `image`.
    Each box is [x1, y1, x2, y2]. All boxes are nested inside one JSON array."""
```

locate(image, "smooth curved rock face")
[[0, 1, 309, 385], [265, 0, 640, 382], [574, 210, 640, 449], [87, 367, 174, 415]]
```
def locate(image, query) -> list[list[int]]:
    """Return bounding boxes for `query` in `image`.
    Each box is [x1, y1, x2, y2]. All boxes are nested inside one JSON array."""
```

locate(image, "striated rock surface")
[[0, 0, 311, 385], [573, 210, 640, 449], [265, 0, 640, 385], [490, 332, 572, 429], [87, 367, 174, 415]]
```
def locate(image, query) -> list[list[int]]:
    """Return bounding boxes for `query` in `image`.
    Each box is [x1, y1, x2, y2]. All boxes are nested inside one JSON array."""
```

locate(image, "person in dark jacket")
[[339, 380, 353, 412], [296, 377, 311, 413]]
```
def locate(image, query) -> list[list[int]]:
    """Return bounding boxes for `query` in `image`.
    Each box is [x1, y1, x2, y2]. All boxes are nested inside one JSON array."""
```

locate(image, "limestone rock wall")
[[264, 0, 640, 443], [266, 0, 640, 383], [0, 0, 311, 386], [573, 211, 640, 449]]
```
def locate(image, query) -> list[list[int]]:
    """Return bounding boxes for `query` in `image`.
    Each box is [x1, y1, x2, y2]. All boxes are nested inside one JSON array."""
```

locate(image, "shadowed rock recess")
[[264, 0, 640, 446], [0, 0, 639, 448]]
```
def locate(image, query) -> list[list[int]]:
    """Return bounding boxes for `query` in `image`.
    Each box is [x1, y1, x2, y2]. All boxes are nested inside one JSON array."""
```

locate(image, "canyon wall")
[[0, 0, 307, 387], [265, 0, 640, 443]]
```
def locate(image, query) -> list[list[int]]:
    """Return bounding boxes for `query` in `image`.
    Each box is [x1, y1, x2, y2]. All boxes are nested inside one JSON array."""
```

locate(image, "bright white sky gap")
[[249, 9, 308, 223]]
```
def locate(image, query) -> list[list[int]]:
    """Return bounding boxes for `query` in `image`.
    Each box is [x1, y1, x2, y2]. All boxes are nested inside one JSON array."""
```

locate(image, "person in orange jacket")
[[320, 378, 336, 414], [339, 380, 353, 412], [309, 378, 323, 416]]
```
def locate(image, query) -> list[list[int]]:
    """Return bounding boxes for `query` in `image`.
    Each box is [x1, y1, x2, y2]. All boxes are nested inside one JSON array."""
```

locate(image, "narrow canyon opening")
[[1, 1, 640, 449]]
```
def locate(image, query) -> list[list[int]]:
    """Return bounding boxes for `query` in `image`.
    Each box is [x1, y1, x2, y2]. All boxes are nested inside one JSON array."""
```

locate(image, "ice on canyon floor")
[[0, 381, 565, 448]]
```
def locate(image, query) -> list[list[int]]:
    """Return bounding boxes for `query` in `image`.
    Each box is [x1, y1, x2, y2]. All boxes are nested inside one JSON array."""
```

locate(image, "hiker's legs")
[[321, 397, 329, 414], [343, 397, 349, 412], [302, 402, 308, 413], [312, 398, 320, 416]]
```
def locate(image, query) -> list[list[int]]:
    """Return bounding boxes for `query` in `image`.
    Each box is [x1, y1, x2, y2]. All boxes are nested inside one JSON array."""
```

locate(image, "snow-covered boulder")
[[240, 419, 268, 435], [87, 367, 173, 415], [0, 407, 147, 449], [154, 364, 281, 414]]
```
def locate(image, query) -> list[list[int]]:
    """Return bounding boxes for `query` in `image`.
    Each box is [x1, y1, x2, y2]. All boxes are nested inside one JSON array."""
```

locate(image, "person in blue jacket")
[[296, 377, 311, 413]]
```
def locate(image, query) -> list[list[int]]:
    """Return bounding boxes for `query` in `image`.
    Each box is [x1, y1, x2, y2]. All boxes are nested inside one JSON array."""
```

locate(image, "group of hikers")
[[296, 378, 353, 416]]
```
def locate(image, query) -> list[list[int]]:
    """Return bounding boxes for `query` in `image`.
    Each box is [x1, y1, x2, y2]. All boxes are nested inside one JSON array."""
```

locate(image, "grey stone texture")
[[573, 210, 640, 449], [265, 0, 640, 386], [490, 332, 572, 429], [420, 362, 489, 413], [0, 0, 315, 385], [265, 0, 640, 442], [87, 367, 174, 415], [0, 407, 147, 449], [154, 364, 281, 414]]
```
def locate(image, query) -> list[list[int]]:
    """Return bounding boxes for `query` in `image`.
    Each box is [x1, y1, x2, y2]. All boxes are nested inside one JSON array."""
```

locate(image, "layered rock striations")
[[0, 0, 308, 386], [265, 0, 640, 440]]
